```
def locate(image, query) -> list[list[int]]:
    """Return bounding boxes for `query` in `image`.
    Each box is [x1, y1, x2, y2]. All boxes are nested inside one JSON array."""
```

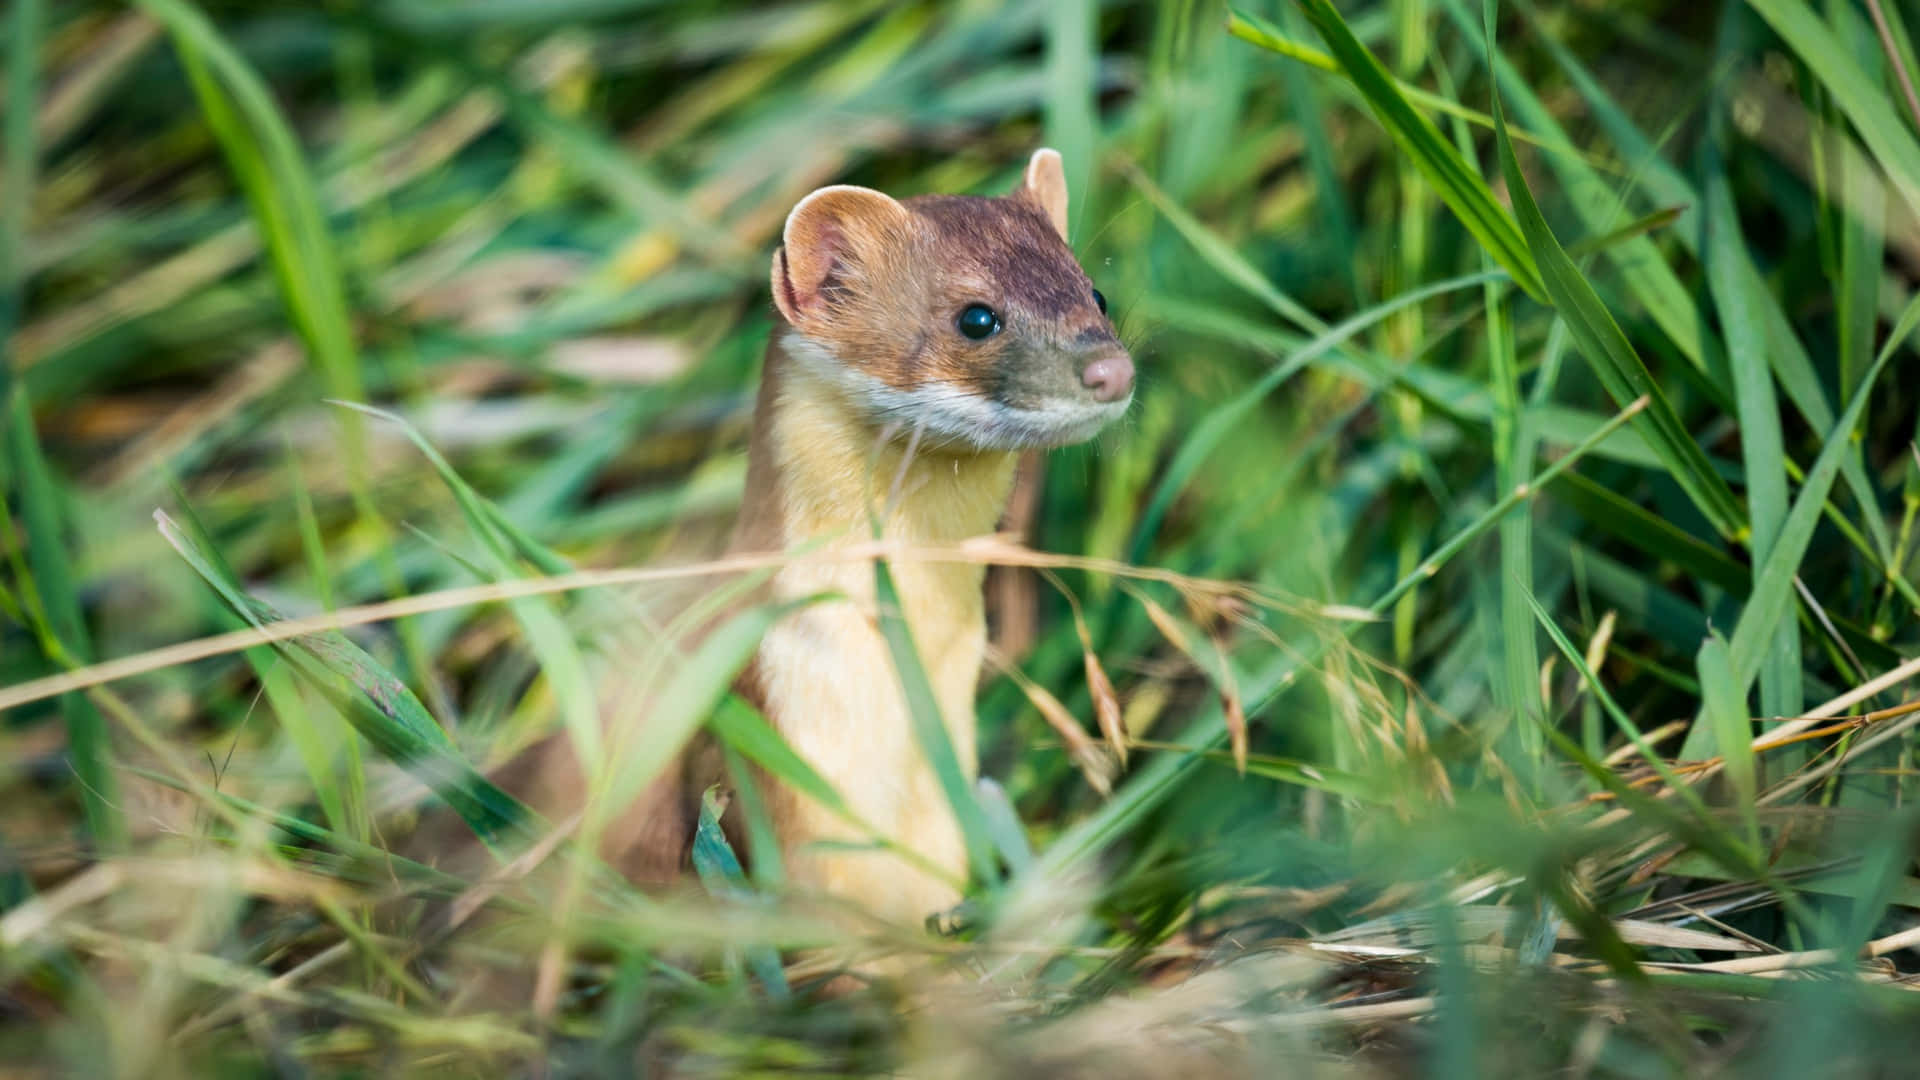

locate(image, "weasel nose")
[[1081, 352, 1134, 403]]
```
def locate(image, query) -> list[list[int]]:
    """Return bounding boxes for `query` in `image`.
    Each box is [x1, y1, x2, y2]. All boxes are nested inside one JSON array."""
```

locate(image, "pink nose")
[[1081, 352, 1135, 403]]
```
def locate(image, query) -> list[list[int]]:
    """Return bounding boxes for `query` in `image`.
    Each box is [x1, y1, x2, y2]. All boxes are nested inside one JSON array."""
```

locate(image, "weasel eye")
[[1092, 288, 1108, 315], [956, 304, 1001, 340]]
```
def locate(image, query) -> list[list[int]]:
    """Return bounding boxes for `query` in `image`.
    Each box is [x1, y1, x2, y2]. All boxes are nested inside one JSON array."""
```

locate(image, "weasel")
[[730, 147, 1133, 922], [420, 148, 1132, 930]]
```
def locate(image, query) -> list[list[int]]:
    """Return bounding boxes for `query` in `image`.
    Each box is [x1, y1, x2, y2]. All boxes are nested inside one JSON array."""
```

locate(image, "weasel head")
[[769, 148, 1132, 452]]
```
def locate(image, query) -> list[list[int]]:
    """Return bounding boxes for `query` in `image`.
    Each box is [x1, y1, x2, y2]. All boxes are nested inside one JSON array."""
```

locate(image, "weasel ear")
[[771, 185, 910, 325], [1016, 147, 1070, 241]]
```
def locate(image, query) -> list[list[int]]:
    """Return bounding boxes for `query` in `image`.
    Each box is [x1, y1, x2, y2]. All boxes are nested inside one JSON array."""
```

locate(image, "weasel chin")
[[855, 381, 1130, 452], [782, 330, 1128, 452], [966, 397, 1131, 450]]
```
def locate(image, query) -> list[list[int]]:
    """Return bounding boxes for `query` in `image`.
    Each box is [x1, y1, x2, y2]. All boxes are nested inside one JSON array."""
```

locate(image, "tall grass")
[[4, 0, 1920, 1074]]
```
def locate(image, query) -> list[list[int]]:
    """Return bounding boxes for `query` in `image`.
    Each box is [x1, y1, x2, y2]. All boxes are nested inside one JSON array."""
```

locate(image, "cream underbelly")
[[754, 559, 984, 924]]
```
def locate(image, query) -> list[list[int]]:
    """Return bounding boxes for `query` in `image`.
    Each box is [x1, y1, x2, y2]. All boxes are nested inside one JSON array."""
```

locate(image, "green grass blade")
[[1439, 0, 1719, 386], [1705, 161, 1800, 721], [1127, 270, 1502, 564], [333, 401, 601, 766], [1226, 9, 1608, 173], [1510, 0, 1894, 563], [1721, 297, 1917, 693], [1550, 472, 1747, 594], [0, 0, 45, 405], [1524, 588, 1712, 821], [1040, 398, 1648, 882], [1488, 64, 1746, 541], [1042, 0, 1098, 238], [690, 787, 790, 1003], [139, 0, 364, 406], [708, 694, 854, 822], [7, 390, 124, 852], [973, 777, 1034, 877], [600, 598, 820, 818], [1122, 161, 1334, 338], [0, 0, 120, 856], [1290, 0, 1546, 300], [1747, 0, 1920, 222], [250, 651, 352, 839], [1696, 633, 1759, 850], [154, 501, 531, 843], [874, 558, 999, 888], [1486, 282, 1543, 762]]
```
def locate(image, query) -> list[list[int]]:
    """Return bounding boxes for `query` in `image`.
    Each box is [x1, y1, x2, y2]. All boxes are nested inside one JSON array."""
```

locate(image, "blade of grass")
[[1037, 398, 1649, 881], [1502, 0, 1896, 575], [1488, 54, 1746, 542], [1226, 9, 1611, 171], [7, 390, 125, 852], [690, 787, 790, 1002], [138, 0, 364, 407], [155, 501, 530, 843], [1127, 269, 1503, 565], [1480, 198, 1543, 763], [332, 400, 602, 767], [1747, 0, 1920, 222], [0, 0, 45, 405], [875, 557, 999, 888], [1291, 0, 1546, 300], [599, 597, 822, 819], [1705, 155, 1800, 722], [974, 777, 1035, 877], [1439, 0, 1724, 389], [1550, 472, 1748, 594], [283, 446, 367, 841], [708, 691, 962, 888], [141, 0, 466, 723], [1719, 296, 1917, 694], [1696, 633, 1760, 851], [1043, 0, 1098, 239]]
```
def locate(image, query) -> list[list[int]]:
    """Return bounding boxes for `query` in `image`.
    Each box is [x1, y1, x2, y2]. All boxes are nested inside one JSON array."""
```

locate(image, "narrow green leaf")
[[1722, 298, 1915, 691], [1487, 278, 1543, 760], [874, 558, 999, 887], [0, 0, 45, 404], [1488, 64, 1746, 540], [7, 389, 124, 851], [708, 693, 854, 821], [1550, 472, 1748, 594], [155, 501, 531, 843], [139, 0, 364, 404], [1128, 270, 1502, 564], [1696, 633, 1759, 850], [1439, 0, 1720, 386], [250, 649, 350, 837], [973, 777, 1034, 876], [1042, 0, 1098, 238], [690, 787, 790, 1003], [1705, 161, 1800, 721], [333, 401, 601, 766], [1040, 398, 1648, 882], [1525, 589, 1713, 821], [721, 745, 785, 889], [601, 598, 820, 817], [1227, 8, 1608, 172], [1292, 0, 1546, 300], [1747, 0, 1920, 222], [1512, 0, 1892, 562]]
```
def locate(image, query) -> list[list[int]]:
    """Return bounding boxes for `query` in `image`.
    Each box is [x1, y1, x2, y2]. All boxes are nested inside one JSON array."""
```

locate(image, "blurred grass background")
[[5, 0, 1920, 1075]]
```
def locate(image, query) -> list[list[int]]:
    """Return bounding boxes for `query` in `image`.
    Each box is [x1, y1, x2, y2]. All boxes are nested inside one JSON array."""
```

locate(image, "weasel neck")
[[732, 330, 1018, 565]]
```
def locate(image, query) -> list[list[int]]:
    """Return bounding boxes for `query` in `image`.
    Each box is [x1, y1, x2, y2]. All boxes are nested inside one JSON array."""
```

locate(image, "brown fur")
[[770, 162, 1123, 413]]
